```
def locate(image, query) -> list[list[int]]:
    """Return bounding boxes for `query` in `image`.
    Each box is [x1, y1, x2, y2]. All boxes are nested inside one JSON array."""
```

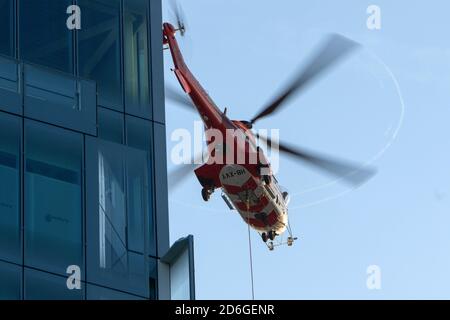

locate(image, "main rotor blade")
[[250, 34, 360, 124], [257, 134, 376, 187], [168, 152, 205, 190], [168, 164, 197, 190], [165, 85, 195, 112]]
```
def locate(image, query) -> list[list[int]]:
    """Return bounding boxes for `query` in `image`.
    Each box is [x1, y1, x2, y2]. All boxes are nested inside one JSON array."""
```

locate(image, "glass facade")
[[123, 0, 151, 118], [98, 107, 124, 144], [20, 0, 74, 73], [86, 137, 153, 297], [0, 0, 14, 57], [0, 113, 21, 264], [0, 0, 177, 300], [0, 261, 21, 300], [25, 121, 84, 276], [78, 0, 123, 110], [24, 268, 84, 300]]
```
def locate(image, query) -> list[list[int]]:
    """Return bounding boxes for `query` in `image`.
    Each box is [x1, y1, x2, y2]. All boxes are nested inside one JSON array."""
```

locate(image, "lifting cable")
[[246, 197, 255, 300]]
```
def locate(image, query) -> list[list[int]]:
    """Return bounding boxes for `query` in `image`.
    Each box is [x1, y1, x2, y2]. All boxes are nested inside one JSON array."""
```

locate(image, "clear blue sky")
[[163, 0, 450, 299]]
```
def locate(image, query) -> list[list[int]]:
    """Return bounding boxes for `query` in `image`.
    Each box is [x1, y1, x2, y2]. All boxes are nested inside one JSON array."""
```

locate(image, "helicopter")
[[163, 9, 375, 250]]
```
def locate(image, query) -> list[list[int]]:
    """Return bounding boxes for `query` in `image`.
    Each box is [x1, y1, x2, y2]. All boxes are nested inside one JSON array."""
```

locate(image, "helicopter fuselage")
[[220, 164, 288, 235], [163, 22, 289, 240]]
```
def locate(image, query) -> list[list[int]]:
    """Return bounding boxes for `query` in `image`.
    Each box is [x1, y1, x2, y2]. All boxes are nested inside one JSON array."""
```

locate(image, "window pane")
[[163, 236, 195, 300], [126, 115, 152, 153], [171, 249, 190, 300], [0, 113, 21, 263], [87, 284, 144, 300], [0, 261, 21, 300], [86, 138, 150, 297], [25, 121, 83, 276], [0, 0, 14, 57], [78, 0, 122, 110], [126, 148, 149, 253], [149, 257, 157, 300], [24, 268, 83, 300], [98, 107, 124, 144], [126, 116, 155, 255], [20, 0, 73, 73], [97, 141, 127, 271], [0, 56, 19, 93], [24, 64, 98, 135], [124, 0, 151, 117]]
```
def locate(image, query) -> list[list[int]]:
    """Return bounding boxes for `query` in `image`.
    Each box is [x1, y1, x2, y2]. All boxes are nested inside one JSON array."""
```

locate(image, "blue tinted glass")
[[149, 257, 157, 300], [124, 0, 151, 118], [126, 148, 149, 253], [98, 107, 124, 144], [24, 268, 83, 300], [0, 261, 21, 300], [78, 0, 122, 110], [126, 116, 155, 255], [97, 141, 127, 267], [20, 0, 73, 73], [87, 285, 144, 300], [24, 64, 76, 110], [0, 0, 14, 57], [0, 56, 19, 93], [23, 65, 98, 135], [25, 121, 83, 276], [126, 115, 153, 153], [86, 138, 150, 297], [0, 113, 21, 263]]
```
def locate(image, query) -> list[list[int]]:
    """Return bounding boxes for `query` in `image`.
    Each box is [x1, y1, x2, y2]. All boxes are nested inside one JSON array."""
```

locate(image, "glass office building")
[[0, 0, 194, 300]]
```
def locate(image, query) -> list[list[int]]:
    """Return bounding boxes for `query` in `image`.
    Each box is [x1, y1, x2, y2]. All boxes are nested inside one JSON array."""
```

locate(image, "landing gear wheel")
[[287, 237, 294, 246], [268, 242, 274, 251], [268, 230, 276, 241], [261, 233, 268, 243], [201, 188, 212, 202]]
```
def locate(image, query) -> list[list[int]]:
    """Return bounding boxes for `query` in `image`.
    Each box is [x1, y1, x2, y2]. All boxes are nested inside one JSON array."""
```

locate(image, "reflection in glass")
[[126, 116, 155, 254], [87, 138, 151, 297], [149, 257, 158, 300], [78, 0, 122, 109], [24, 268, 83, 300], [20, 0, 73, 73], [0, 113, 20, 263], [0, 260, 21, 300], [126, 150, 149, 253], [25, 121, 83, 276], [126, 115, 152, 154], [0, 0, 14, 57], [98, 107, 124, 144], [24, 65, 77, 111], [87, 284, 144, 300], [98, 144, 126, 270], [0, 56, 19, 93], [97, 141, 149, 257], [124, 0, 151, 117]]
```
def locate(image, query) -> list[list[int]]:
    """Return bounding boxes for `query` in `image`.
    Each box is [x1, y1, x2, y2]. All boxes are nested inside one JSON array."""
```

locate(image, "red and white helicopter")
[[163, 8, 375, 250]]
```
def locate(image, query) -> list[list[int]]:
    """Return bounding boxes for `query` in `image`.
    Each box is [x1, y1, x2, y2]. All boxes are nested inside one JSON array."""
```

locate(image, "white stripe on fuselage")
[[220, 164, 288, 233]]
